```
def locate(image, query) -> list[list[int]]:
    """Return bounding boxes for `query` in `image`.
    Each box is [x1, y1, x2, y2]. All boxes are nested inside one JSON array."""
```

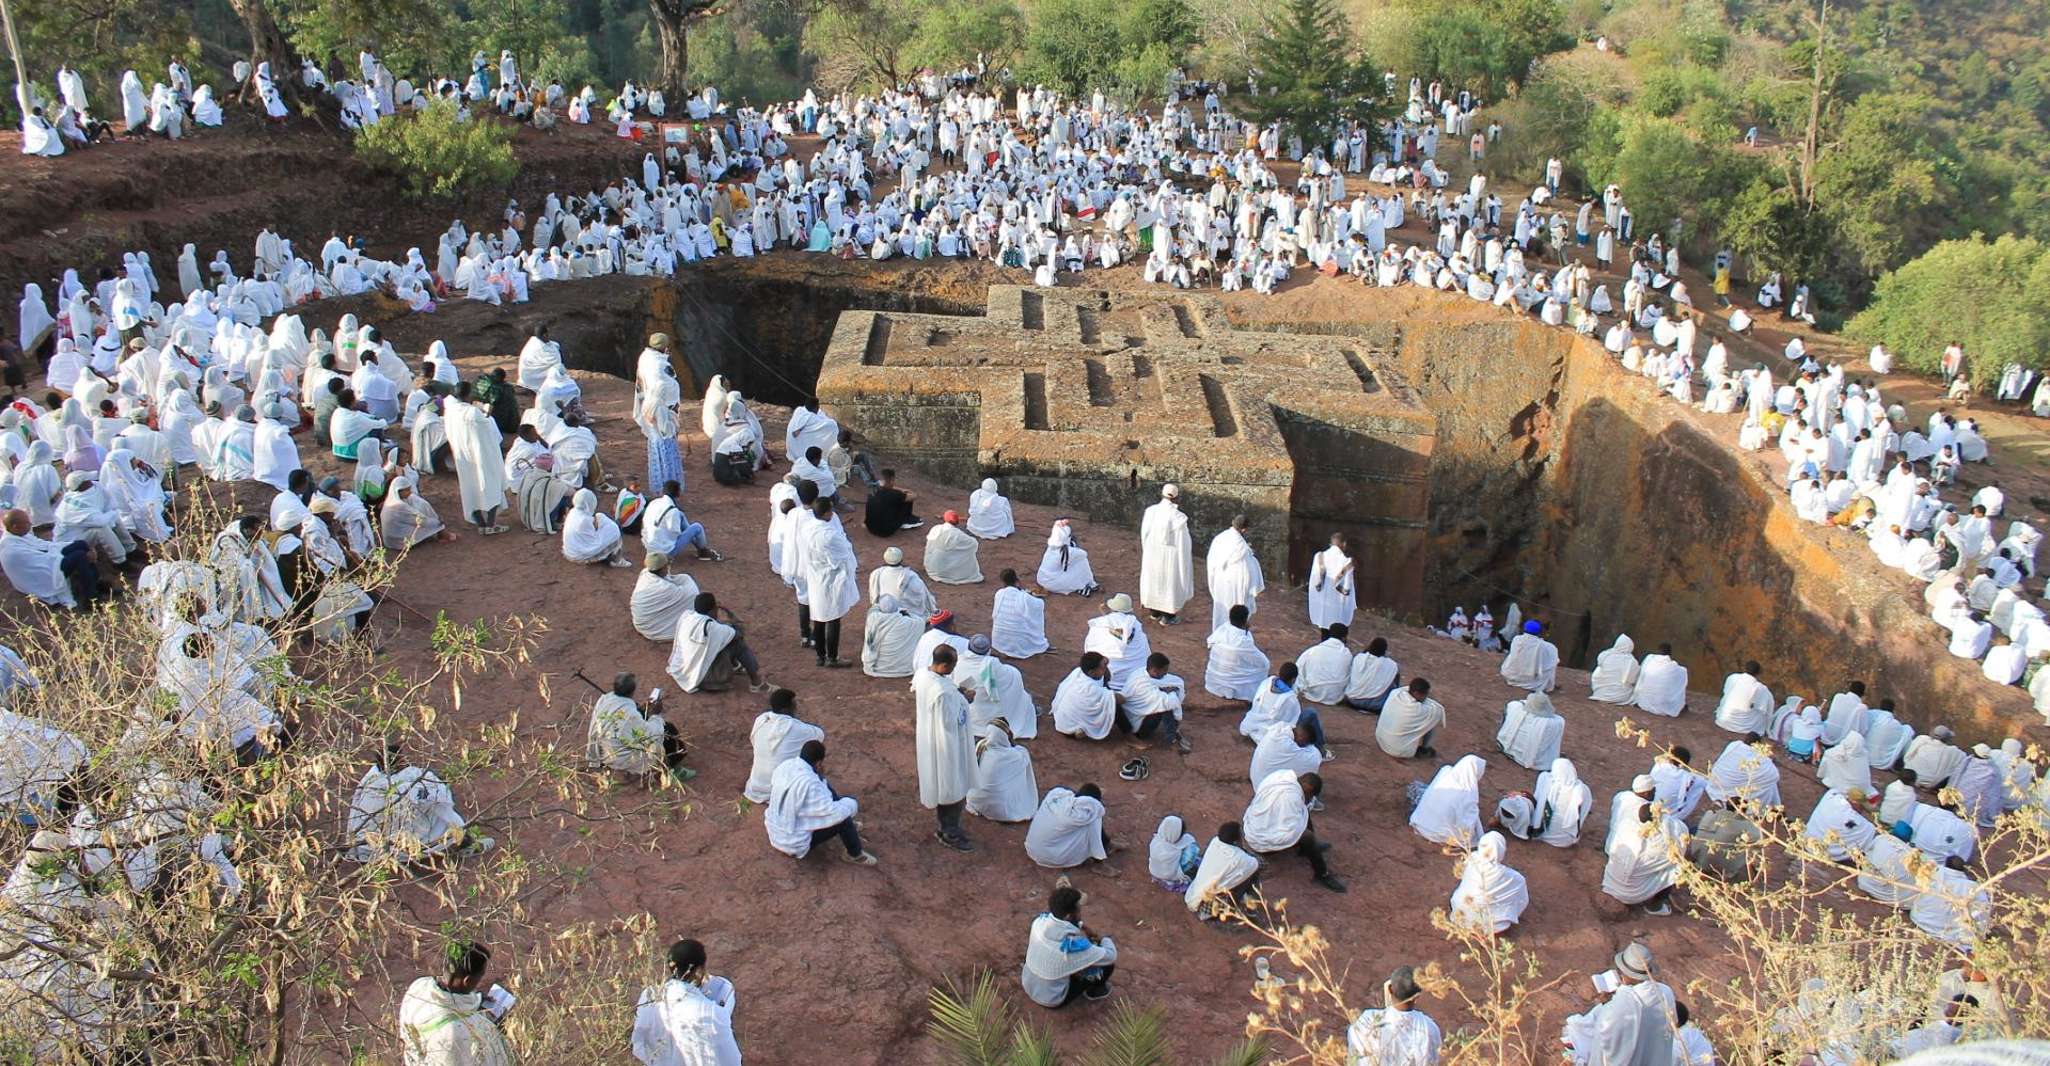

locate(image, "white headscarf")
[[1449, 830, 1528, 932], [1410, 755, 1486, 847], [1147, 814, 1196, 883]]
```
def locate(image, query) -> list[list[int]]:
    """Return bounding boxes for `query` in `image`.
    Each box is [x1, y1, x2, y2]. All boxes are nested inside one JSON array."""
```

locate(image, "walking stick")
[[570, 669, 609, 696]]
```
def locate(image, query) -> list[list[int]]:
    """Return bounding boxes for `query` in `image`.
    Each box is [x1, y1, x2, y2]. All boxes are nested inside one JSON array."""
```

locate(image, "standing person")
[[800, 498, 859, 668], [1139, 484, 1194, 624], [1942, 341, 1965, 386], [397, 942, 513, 1066], [916, 646, 978, 851], [630, 939, 742, 1065], [444, 381, 508, 533], [1205, 514, 1265, 632], [638, 361, 687, 493], [1307, 532, 1356, 630]]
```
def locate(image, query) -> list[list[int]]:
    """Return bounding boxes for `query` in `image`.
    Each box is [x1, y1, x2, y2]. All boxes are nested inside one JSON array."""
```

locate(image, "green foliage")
[[1237, 0, 1384, 147], [1379, 0, 1570, 99], [805, 0, 1021, 92], [1719, 179, 1830, 289], [1813, 92, 1963, 282], [1607, 113, 1755, 239], [1021, 0, 1195, 100], [283, 0, 458, 77], [1847, 235, 2050, 387], [353, 101, 520, 200], [6, 0, 210, 125], [926, 972, 1268, 1066]]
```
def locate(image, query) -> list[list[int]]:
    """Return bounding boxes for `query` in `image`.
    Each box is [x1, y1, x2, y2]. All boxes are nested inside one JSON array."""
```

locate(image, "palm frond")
[[1077, 1003, 1171, 1066], [1003, 1023, 1062, 1066], [1210, 1036, 1271, 1066], [928, 972, 1019, 1066]]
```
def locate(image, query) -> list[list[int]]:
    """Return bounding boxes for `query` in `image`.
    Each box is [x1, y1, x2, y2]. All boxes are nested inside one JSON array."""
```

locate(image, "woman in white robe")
[[561, 488, 627, 564], [1036, 519, 1097, 594], [1410, 755, 1486, 847], [965, 720, 1038, 823], [98, 448, 171, 542], [1449, 831, 1528, 933], [1205, 615, 1271, 701], [1817, 732, 1874, 796], [1531, 757, 1592, 847], [1306, 536, 1357, 629], [380, 476, 448, 549], [1588, 634, 1639, 703], [965, 478, 1015, 538], [1205, 521, 1266, 632], [991, 580, 1049, 658], [700, 374, 730, 441], [1147, 814, 1201, 892]]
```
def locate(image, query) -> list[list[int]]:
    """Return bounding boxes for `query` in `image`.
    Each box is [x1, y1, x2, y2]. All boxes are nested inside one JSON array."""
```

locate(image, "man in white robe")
[[444, 386, 508, 532], [1252, 721, 1323, 786], [966, 477, 1016, 538], [1903, 726, 1968, 788], [1083, 594, 1150, 690], [784, 400, 840, 468], [743, 688, 826, 802], [1294, 623, 1353, 704], [1376, 678, 1445, 759], [1052, 653, 1120, 740], [1346, 966, 1442, 1066], [1630, 644, 1689, 717], [1205, 515, 1264, 631], [799, 499, 861, 667], [1120, 652, 1188, 751], [1711, 663, 1773, 735], [666, 592, 768, 694], [1588, 634, 1640, 703], [585, 673, 689, 781], [1138, 484, 1194, 623], [1020, 885, 1117, 1007], [1024, 784, 1111, 868], [1343, 637, 1401, 712], [1563, 944, 1676, 1066], [860, 594, 922, 678], [1705, 737, 1782, 808], [1204, 604, 1270, 701], [630, 940, 747, 1064], [515, 329, 562, 391], [868, 545, 936, 619], [397, 944, 513, 1066], [916, 647, 978, 851], [1243, 769, 1344, 892], [990, 569, 1049, 658], [1499, 621, 1559, 692], [924, 510, 984, 584], [1602, 805, 1688, 913], [1497, 691, 1564, 770], [765, 741, 872, 863], [629, 552, 700, 642], [349, 754, 490, 863], [1307, 534, 1357, 629]]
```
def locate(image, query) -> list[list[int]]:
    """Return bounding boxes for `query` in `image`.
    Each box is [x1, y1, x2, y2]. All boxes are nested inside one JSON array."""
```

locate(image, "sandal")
[[1119, 757, 1150, 781]]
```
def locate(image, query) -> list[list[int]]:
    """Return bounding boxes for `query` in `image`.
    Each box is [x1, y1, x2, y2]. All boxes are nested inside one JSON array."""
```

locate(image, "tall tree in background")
[[226, 0, 296, 103], [647, 0, 721, 96], [1240, 0, 1381, 149]]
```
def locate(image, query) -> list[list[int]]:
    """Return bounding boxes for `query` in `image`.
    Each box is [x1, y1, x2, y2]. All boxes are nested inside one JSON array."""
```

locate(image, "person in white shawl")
[[1184, 823, 1261, 916], [561, 488, 629, 565], [1602, 804, 1688, 912], [1497, 690, 1565, 770], [1563, 943, 1676, 1066], [1306, 532, 1357, 629], [1205, 515, 1265, 631], [380, 475, 450, 549], [1083, 594, 1150, 690], [1499, 621, 1559, 692], [631, 939, 745, 1066], [1139, 484, 1195, 622], [0, 707, 86, 818], [1818, 732, 1874, 795], [966, 477, 1015, 538], [1410, 755, 1486, 847], [667, 592, 769, 694], [991, 569, 1049, 657], [630, 552, 700, 642], [1820, 682, 1868, 746], [1345, 967, 1443, 1066], [1589, 634, 1640, 702], [784, 401, 839, 468], [1711, 663, 1773, 735], [1024, 784, 1111, 868], [1243, 769, 1344, 891], [1706, 737, 1782, 808], [960, 634, 1038, 738], [1239, 664, 1308, 739], [1295, 622, 1354, 704], [764, 741, 872, 863], [1205, 604, 1270, 701], [1036, 518, 1098, 594], [1052, 653, 1120, 740], [868, 545, 936, 619], [1804, 788, 1879, 861], [98, 448, 171, 543], [743, 688, 824, 803], [924, 509, 984, 584], [348, 749, 491, 862], [860, 594, 923, 678], [1378, 678, 1445, 759], [1623, 639, 1689, 717], [1449, 830, 1529, 934], [585, 672, 689, 780], [1020, 884, 1118, 1007], [1907, 855, 1991, 947], [445, 387, 508, 532], [1528, 757, 1593, 847], [967, 719, 1039, 822], [1146, 814, 1201, 892], [1251, 721, 1324, 786], [515, 329, 563, 391], [917, 647, 979, 851], [397, 944, 513, 1066], [799, 499, 861, 667]]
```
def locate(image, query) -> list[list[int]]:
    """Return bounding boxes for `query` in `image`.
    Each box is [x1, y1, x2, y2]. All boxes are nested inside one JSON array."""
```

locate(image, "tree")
[[1813, 92, 1964, 282], [1022, 0, 1194, 101], [1719, 179, 1832, 290], [1238, 0, 1382, 149], [804, 0, 921, 90], [647, 0, 722, 97], [927, 972, 1269, 1065], [1847, 234, 2050, 387], [225, 0, 298, 104], [353, 99, 520, 199]]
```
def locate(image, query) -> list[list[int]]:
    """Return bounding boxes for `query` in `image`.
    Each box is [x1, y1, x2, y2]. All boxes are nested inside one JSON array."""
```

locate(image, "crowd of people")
[[5, 51, 2047, 1066]]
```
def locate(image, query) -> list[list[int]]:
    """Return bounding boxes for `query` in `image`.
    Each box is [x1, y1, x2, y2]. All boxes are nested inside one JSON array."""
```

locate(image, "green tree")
[[1608, 115, 1753, 242], [354, 100, 519, 200], [1719, 179, 1832, 292], [1022, 0, 1193, 100], [283, 0, 457, 76], [1813, 92, 1964, 281], [1846, 234, 2050, 387], [1238, 0, 1382, 149], [903, 0, 1023, 77]]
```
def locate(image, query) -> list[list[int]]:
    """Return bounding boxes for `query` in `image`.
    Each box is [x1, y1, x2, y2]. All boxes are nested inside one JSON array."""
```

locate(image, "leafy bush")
[[354, 102, 521, 201], [1022, 0, 1195, 100], [1847, 235, 2050, 386]]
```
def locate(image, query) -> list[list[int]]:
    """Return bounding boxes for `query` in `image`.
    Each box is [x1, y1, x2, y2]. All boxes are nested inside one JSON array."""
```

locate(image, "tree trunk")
[[226, 0, 295, 105], [650, 0, 690, 100], [0, 0, 32, 120]]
